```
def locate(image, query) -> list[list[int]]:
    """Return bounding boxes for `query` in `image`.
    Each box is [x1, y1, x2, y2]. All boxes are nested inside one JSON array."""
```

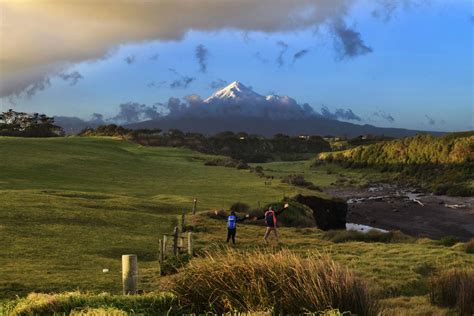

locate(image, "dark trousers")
[[227, 228, 236, 244]]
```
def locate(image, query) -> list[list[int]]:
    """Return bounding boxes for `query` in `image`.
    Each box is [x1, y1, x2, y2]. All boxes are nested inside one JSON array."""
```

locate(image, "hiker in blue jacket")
[[226, 211, 250, 244]]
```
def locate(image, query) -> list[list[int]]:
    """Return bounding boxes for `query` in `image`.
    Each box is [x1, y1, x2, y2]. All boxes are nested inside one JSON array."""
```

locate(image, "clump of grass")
[[281, 174, 322, 191], [438, 236, 459, 247], [324, 229, 412, 243], [465, 238, 474, 254], [429, 269, 474, 315], [160, 253, 192, 276], [2, 292, 177, 315], [169, 249, 377, 314], [70, 307, 127, 315]]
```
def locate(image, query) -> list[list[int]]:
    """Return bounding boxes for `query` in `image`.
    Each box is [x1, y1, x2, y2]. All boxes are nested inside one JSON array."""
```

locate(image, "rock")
[[293, 194, 347, 230]]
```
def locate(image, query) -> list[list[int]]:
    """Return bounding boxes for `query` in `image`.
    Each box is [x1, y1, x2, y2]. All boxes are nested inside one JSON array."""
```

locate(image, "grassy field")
[[0, 136, 308, 299], [1, 136, 472, 314]]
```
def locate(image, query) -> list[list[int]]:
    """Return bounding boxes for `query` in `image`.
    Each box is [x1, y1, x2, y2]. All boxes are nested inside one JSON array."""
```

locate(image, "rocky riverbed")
[[327, 183, 474, 241]]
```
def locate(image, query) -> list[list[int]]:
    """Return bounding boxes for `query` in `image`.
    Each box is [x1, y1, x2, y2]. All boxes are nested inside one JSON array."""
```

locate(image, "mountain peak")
[[204, 80, 263, 103]]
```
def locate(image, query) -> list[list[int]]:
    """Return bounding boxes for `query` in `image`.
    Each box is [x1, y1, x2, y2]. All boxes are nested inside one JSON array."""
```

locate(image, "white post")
[[122, 254, 137, 295]]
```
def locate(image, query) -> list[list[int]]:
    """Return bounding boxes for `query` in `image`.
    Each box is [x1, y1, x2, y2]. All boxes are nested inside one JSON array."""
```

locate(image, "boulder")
[[293, 194, 347, 230]]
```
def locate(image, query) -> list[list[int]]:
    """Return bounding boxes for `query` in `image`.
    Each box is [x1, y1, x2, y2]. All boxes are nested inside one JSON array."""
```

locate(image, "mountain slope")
[[127, 116, 442, 138]]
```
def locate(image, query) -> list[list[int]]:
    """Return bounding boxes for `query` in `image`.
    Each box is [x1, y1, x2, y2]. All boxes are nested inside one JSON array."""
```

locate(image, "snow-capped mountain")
[[195, 81, 314, 119], [121, 79, 437, 138], [204, 81, 265, 104]]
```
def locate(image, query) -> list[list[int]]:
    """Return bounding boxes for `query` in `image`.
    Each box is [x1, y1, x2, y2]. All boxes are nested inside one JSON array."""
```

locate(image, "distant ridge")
[[126, 116, 443, 138]]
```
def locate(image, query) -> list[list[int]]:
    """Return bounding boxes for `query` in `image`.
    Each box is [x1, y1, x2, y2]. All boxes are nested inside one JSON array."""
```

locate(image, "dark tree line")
[[0, 109, 64, 137], [79, 125, 331, 162]]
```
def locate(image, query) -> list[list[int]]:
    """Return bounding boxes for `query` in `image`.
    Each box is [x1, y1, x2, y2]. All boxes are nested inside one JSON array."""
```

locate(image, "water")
[[346, 223, 388, 233]]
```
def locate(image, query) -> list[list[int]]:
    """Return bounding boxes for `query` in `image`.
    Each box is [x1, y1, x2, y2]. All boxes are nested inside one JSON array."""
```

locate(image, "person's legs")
[[231, 228, 236, 244], [263, 227, 272, 242], [273, 228, 280, 243], [226, 228, 232, 242]]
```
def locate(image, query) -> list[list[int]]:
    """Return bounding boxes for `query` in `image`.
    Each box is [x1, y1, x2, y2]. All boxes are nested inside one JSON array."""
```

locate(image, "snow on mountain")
[[169, 81, 315, 119], [204, 81, 265, 104]]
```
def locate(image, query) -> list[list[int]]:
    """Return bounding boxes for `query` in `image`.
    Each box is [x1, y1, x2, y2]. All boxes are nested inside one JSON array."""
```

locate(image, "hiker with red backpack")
[[256, 203, 289, 243]]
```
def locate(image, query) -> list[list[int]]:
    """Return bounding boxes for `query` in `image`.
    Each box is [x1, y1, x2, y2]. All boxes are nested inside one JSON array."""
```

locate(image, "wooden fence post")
[[162, 235, 167, 259], [122, 254, 138, 295], [181, 210, 186, 232], [172, 226, 179, 256], [158, 239, 164, 263], [187, 232, 193, 256], [192, 198, 197, 215]]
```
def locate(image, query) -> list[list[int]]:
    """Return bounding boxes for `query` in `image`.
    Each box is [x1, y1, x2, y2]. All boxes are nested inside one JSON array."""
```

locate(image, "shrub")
[[429, 269, 474, 315], [282, 174, 321, 191], [2, 292, 177, 315], [438, 236, 459, 247], [324, 229, 412, 243], [465, 238, 474, 254], [230, 202, 250, 213], [169, 249, 378, 314]]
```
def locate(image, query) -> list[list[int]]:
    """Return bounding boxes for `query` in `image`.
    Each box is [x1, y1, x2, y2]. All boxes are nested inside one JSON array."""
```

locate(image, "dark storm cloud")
[[276, 41, 289, 67], [332, 19, 373, 59], [25, 77, 51, 98], [292, 49, 310, 64], [320, 105, 361, 121], [170, 76, 195, 89], [195, 44, 209, 73], [373, 110, 395, 123], [58, 71, 83, 86], [124, 55, 136, 65], [209, 79, 228, 89], [112, 102, 161, 123]]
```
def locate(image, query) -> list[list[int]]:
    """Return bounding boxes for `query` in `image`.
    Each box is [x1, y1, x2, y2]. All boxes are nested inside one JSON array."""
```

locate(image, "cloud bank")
[[320, 105, 361, 121], [0, 0, 364, 97]]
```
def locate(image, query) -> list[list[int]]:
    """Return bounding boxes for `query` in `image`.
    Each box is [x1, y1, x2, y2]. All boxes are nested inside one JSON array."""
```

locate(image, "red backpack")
[[265, 209, 277, 227]]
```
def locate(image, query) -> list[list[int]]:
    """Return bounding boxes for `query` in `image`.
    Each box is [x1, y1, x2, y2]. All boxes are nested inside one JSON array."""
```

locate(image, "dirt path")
[[326, 184, 474, 241]]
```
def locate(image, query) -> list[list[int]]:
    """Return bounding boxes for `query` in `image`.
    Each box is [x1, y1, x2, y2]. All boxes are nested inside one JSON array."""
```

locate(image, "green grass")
[[0, 136, 310, 299], [251, 160, 389, 188], [1, 136, 472, 315]]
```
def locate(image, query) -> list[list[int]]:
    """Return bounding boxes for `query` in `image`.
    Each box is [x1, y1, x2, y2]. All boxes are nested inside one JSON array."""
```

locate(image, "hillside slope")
[[317, 132, 474, 195]]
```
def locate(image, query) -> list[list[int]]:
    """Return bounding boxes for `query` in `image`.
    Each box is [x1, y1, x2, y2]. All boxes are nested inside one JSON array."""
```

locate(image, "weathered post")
[[158, 239, 164, 264], [187, 232, 193, 256], [122, 254, 137, 295], [172, 226, 179, 256], [162, 235, 168, 259], [158, 239, 164, 276], [192, 198, 197, 215], [181, 210, 186, 232]]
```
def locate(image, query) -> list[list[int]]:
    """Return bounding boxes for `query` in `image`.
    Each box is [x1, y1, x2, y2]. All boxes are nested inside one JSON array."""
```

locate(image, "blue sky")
[[1, 0, 472, 132]]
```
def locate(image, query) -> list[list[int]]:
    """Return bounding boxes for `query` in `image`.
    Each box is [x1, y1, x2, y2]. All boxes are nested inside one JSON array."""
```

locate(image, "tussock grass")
[[0, 291, 177, 316], [429, 269, 474, 315], [324, 229, 412, 243], [169, 249, 377, 314], [465, 238, 474, 254]]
